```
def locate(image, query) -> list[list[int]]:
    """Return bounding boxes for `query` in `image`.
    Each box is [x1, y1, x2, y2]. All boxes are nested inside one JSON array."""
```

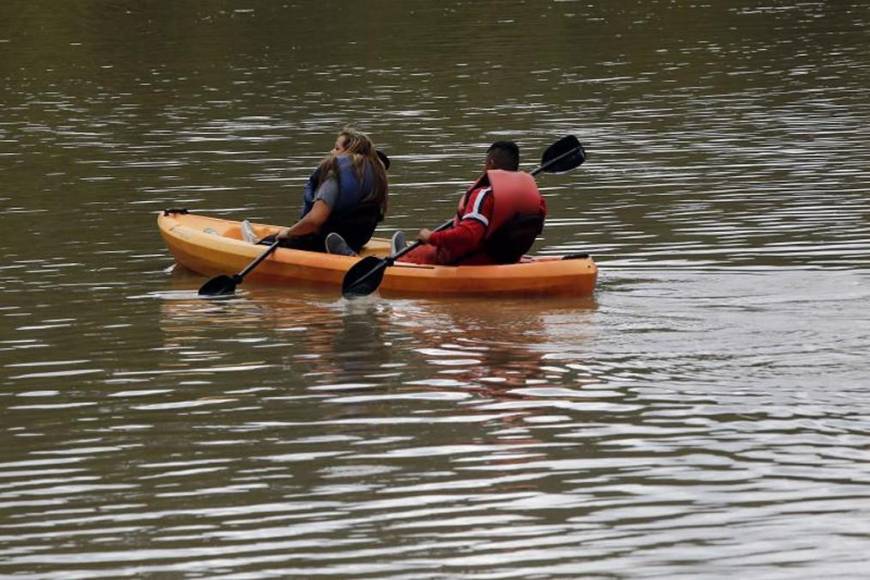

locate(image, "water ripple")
[[2, 1, 870, 577]]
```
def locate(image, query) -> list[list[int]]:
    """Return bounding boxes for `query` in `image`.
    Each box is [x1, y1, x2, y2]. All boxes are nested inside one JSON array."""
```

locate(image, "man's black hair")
[[486, 141, 520, 171]]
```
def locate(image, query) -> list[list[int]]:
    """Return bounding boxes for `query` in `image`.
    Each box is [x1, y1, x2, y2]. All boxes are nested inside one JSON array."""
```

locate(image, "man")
[[398, 140, 547, 265]]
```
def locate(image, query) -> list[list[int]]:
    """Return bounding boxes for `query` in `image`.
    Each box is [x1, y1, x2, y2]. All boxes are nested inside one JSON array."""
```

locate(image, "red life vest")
[[455, 169, 546, 263], [457, 170, 545, 232]]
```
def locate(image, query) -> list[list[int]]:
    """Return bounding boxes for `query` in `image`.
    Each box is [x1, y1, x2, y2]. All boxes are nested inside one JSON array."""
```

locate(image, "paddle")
[[341, 135, 586, 298], [198, 239, 281, 296]]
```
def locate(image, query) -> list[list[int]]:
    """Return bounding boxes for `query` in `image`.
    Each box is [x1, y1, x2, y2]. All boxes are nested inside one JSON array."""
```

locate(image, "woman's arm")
[[277, 199, 332, 239]]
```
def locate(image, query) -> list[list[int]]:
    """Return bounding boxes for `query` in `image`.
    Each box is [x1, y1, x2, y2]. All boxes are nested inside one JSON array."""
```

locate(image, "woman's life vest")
[[299, 155, 384, 252], [456, 169, 546, 263]]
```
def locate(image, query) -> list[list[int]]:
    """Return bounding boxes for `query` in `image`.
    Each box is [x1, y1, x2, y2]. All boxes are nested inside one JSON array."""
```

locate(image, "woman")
[[272, 128, 388, 253]]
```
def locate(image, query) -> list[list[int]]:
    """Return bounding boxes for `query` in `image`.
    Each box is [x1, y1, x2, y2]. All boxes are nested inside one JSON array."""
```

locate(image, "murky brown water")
[[2, 1, 870, 577]]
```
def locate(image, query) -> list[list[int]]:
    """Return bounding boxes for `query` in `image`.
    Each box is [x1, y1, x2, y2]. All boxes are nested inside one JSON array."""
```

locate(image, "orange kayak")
[[157, 210, 597, 297]]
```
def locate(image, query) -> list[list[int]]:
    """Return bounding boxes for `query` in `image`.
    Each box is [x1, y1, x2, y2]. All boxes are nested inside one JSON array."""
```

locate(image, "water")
[[2, 1, 870, 577]]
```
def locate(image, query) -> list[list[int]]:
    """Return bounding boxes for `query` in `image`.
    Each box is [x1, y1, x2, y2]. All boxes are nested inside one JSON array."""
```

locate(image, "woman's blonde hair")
[[317, 127, 388, 217]]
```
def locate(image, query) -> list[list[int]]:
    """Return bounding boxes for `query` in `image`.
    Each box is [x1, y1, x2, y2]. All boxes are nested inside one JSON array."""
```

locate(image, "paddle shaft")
[[389, 219, 451, 261], [529, 143, 580, 177], [237, 240, 281, 280]]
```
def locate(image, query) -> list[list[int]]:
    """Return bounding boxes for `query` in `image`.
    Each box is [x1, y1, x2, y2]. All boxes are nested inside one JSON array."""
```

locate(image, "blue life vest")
[[300, 155, 375, 218]]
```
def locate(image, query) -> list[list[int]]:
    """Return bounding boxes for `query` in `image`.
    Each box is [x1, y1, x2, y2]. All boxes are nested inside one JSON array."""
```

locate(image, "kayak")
[[157, 210, 597, 297]]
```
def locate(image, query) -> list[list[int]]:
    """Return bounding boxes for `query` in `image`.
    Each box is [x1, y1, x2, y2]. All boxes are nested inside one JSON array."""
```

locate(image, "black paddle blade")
[[198, 274, 239, 297], [342, 256, 389, 298], [540, 135, 585, 174]]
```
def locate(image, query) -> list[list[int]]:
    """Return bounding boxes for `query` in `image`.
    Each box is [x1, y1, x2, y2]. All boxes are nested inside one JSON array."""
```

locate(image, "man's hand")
[[276, 228, 290, 240], [417, 228, 432, 244]]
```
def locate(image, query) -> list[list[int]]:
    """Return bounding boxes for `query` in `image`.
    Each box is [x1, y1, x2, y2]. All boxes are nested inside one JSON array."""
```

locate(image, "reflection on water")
[[2, 0, 870, 577], [156, 286, 600, 400], [5, 275, 869, 577]]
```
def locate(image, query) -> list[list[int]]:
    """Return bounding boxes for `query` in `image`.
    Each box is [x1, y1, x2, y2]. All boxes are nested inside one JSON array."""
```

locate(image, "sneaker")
[[325, 232, 357, 256], [240, 219, 258, 243], [390, 230, 407, 257]]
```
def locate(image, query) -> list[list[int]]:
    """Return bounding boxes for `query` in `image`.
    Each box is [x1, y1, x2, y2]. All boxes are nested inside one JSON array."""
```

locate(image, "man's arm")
[[418, 187, 493, 263]]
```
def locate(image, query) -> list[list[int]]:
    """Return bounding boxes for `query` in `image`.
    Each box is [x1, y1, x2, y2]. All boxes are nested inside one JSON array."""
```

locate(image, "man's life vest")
[[299, 154, 384, 252], [456, 169, 546, 263]]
